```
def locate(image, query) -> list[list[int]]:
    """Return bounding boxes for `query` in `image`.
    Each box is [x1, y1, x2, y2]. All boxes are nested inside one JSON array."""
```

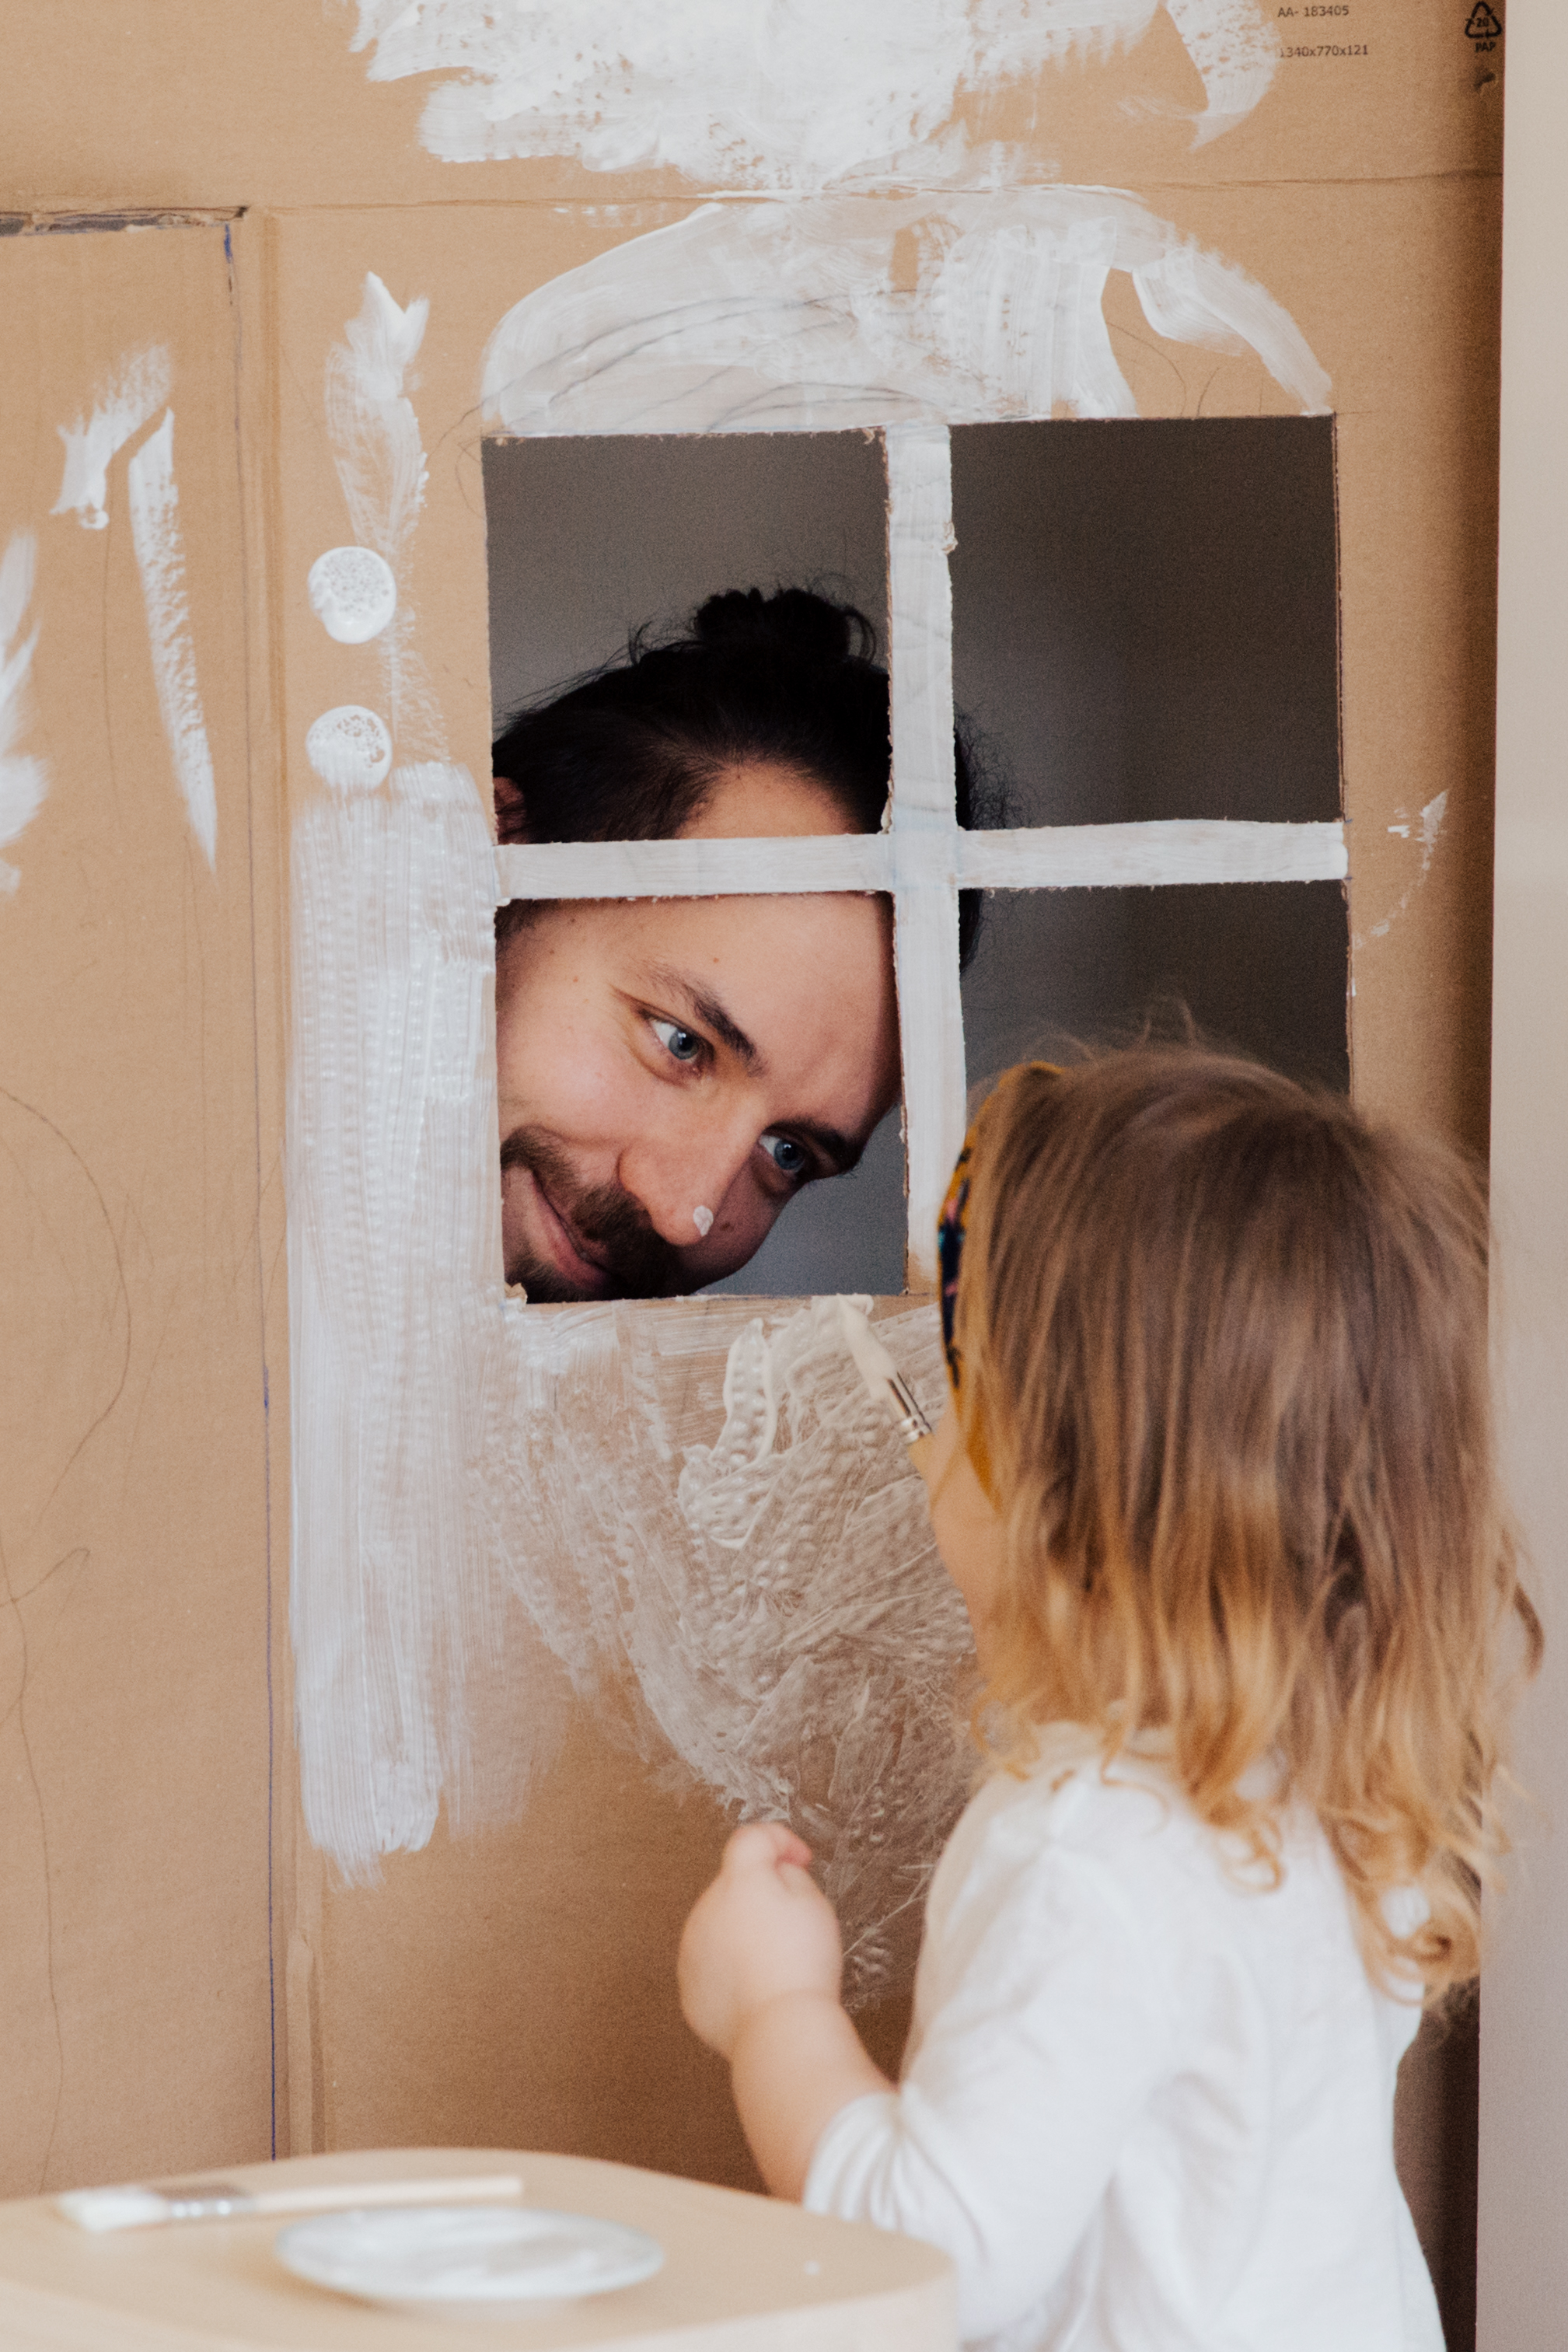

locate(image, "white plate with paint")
[[274, 2204, 665, 2308]]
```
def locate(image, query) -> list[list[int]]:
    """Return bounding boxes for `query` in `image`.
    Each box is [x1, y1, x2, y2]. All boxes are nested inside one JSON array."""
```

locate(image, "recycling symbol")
[[1465, 4, 1502, 36]]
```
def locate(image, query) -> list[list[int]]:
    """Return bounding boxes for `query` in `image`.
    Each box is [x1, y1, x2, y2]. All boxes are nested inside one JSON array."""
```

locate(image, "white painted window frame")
[[492, 420, 1347, 1288]]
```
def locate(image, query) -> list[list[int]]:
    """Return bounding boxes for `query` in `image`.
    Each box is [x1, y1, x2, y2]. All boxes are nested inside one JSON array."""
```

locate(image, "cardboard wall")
[[0, 218, 283, 2191], [0, 11, 1514, 2346]]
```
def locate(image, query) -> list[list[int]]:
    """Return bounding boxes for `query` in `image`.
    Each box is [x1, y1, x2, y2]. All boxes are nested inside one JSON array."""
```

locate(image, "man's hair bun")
[[494, 578, 996, 966], [692, 586, 875, 667]]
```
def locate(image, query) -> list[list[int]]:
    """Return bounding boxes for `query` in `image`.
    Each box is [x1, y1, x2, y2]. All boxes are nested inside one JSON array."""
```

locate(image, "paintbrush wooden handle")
[[250, 2173, 524, 2217]]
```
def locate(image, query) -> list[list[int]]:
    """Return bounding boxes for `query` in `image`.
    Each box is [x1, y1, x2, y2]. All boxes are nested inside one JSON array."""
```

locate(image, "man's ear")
[[492, 774, 530, 842]]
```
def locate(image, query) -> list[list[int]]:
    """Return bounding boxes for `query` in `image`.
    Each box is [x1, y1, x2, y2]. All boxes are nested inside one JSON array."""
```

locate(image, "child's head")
[[942, 1044, 1538, 2001]]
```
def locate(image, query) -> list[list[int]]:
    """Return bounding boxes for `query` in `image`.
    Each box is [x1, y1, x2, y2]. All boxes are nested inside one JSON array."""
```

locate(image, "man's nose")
[[616, 1117, 760, 1247]]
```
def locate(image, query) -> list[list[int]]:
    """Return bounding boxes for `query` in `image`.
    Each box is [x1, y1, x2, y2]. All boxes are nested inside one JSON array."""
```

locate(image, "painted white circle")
[[274, 2205, 665, 2308], [305, 705, 393, 796], [307, 546, 397, 644]]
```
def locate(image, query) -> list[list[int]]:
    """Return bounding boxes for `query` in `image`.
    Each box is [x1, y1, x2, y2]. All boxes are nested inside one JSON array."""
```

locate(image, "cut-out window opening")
[[486, 419, 1347, 1305]]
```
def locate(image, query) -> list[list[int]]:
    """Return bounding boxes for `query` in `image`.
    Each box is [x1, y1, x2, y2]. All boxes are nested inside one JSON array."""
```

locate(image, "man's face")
[[495, 763, 900, 1299]]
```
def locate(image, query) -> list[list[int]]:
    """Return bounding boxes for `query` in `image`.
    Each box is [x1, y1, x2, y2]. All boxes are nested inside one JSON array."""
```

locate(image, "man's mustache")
[[501, 1125, 683, 1300]]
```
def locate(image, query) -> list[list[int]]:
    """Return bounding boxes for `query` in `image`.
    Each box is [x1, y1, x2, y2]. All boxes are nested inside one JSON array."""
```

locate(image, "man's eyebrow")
[[785, 1119, 862, 1177], [649, 965, 760, 1070], [645, 964, 867, 1175]]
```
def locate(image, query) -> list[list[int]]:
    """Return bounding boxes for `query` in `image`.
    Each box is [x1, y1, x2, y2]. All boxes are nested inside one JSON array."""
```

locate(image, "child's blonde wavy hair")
[[950, 1046, 1539, 2004]]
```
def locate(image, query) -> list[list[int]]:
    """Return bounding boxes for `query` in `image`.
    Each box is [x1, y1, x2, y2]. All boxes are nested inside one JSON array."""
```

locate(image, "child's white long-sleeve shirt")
[[803, 1744, 1442, 2350]]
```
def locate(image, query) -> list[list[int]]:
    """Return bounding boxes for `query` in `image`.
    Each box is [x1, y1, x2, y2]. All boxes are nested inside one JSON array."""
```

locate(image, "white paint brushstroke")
[[287, 732, 974, 1949], [483, 194, 1330, 435], [0, 532, 47, 895], [327, 277, 429, 554], [966, 820, 1350, 888], [295, 195, 1329, 1957], [306, 704, 394, 795], [885, 424, 966, 1285], [324, 276, 445, 762], [288, 753, 565, 1869], [292, 285, 980, 1927], [1164, 0, 1280, 144], [51, 347, 172, 532], [493, 820, 1350, 901], [1354, 791, 1449, 948], [347, 0, 1274, 182], [126, 411, 218, 869], [1420, 794, 1448, 855], [309, 546, 399, 645], [294, 278, 571, 1874], [490, 1295, 974, 2001], [885, 425, 958, 828]]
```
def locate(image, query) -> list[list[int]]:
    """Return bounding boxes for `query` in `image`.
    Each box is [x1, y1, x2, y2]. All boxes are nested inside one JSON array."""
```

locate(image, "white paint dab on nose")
[[692, 1205, 714, 1238]]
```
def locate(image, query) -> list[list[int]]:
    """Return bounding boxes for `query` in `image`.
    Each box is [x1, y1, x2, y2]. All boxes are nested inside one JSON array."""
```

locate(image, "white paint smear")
[[289, 735, 974, 1966], [494, 1295, 973, 1998], [1357, 791, 1449, 948], [292, 201, 1325, 1984], [126, 411, 218, 868], [325, 277, 444, 762], [885, 425, 965, 1284], [493, 820, 1350, 901], [0, 532, 47, 896], [1165, 0, 1280, 143], [326, 278, 429, 554], [294, 272, 977, 1940], [306, 704, 394, 795], [51, 347, 172, 532], [288, 753, 560, 1865], [293, 278, 494, 1870], [309, 545, 399, 644], [347, 0, 1276, 181], [483, 192, 1330, 435]]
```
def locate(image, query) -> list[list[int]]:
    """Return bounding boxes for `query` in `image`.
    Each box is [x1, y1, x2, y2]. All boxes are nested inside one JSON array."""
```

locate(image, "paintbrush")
[[56, 2171, 525, 2233], [839, 1298, 935, 1474]]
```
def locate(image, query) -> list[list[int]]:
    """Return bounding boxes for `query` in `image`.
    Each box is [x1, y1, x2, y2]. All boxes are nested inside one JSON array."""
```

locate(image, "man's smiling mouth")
[[531, 1169, 613, 1283], [500, 1124, 684, 1299]]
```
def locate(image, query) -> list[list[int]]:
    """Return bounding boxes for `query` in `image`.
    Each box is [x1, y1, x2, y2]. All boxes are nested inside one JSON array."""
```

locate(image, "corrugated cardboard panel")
[[1164, 173, 1503, 1154], [269, 177, 1497, 1148], [0, 220, 281, 2194], [0, 0, 1500, 213], [265, 180, 1497, 2259]]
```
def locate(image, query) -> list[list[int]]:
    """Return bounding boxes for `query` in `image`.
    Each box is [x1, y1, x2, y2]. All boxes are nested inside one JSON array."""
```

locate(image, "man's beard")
[[500, 1125, 682, 1301]]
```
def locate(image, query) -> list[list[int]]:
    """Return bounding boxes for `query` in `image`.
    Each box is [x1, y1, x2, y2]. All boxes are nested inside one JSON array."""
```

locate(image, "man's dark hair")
[[493, 585, 997, 965]]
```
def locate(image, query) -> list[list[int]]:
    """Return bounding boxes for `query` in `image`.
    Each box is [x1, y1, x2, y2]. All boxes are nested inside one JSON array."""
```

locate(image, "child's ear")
[[492, 774, 530, 842]]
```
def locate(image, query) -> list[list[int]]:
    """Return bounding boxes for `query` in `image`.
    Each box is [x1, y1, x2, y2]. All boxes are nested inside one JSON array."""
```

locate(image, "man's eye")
[[760, 1131, 809, 1179], [649, 1017, 704, 1064]]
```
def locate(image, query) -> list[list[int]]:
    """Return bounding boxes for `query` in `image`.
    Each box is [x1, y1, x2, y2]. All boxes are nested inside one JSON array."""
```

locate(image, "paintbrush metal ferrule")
[[838, 1298, 934, 1446], [882, 1367, 932, 1446]]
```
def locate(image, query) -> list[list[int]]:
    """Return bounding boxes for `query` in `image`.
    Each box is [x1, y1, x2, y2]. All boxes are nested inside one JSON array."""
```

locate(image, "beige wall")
[[1479, 3, 1568, 2343]]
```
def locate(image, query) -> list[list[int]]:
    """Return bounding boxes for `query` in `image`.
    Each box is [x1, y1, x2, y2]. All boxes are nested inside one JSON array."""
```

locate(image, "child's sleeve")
[[802, 1809, 1174, 2343]]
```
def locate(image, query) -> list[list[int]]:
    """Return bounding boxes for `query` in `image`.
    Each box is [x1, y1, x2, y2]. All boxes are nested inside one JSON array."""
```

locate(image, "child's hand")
[[679, 1823, 890, 2199], [678, 1823, 844, 2060]]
